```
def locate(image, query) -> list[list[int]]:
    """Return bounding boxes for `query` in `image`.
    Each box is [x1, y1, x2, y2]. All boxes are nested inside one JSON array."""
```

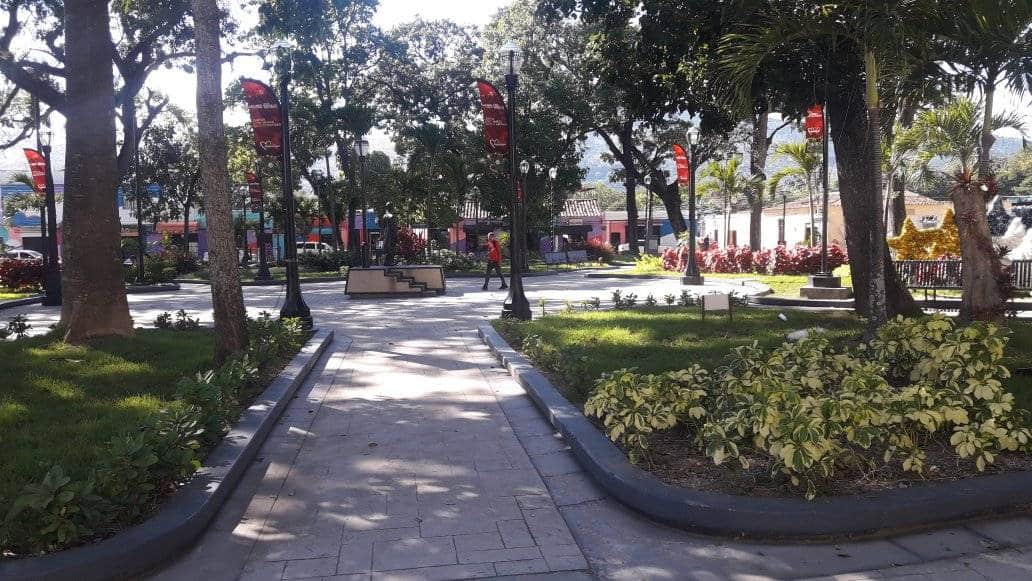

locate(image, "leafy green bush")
[[585, 367, 708, 463], [298, 249, 351, 272], [632, 254, 666, 274], [2, 465, 104, 554], [432, 249, 485, 271], [581, 314, 1032, 499]]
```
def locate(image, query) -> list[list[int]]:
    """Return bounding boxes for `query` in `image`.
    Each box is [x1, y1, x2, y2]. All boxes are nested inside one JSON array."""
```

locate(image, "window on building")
[[651, 225, 661, 237], [729, 231, 738, 247], [777, 218, 785, 243], [609, 232, 621, 245]]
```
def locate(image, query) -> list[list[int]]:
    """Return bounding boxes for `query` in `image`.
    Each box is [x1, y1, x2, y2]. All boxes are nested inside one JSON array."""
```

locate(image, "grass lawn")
[[0, 329, 215, 508], [493, 308, 1032, 409], [0, 287, 35, 301]]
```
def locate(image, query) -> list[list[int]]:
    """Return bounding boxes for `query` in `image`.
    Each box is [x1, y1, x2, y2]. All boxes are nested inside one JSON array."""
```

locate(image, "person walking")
[[482, 232, 507, 291]]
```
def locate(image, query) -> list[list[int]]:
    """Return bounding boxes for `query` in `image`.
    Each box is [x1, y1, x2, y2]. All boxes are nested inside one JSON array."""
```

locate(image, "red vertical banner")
[[22, 148, 47, 193], [516, 181, 524, 202], [672, 144, 690, 186], [805, 104, 825, 141], [475, 79, 509, 157], [241, 79, 284, 157], [245, 171, 263, 211]]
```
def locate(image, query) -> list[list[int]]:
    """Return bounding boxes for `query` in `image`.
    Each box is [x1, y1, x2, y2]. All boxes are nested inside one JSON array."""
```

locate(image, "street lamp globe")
[[353, 139, 370, 158], [686, 126, 700, 146], [519, 160, 531, 175], [548, 167, 558, 180], [643, 173, 651, 187], [499, 40, 522, 76]]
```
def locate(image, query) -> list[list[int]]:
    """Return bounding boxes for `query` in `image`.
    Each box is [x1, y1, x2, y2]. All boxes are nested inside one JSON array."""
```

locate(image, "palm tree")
[[697, 156, 755, 247], [192, 0, 248, 362], [767, 142, 821, 245], [940, 0, 1032, 180], [719, 0, 932, 332], [909, 98, 1027, 321]]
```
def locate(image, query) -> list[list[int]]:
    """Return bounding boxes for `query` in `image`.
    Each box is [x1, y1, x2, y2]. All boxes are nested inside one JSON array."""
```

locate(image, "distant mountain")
[[576, 128, 1025, 187]]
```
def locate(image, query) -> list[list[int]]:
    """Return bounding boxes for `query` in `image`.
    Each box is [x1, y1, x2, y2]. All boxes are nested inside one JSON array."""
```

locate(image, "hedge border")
[[479, 323, 1032, 541], [125, 283, 181, 294], [0, 295, 43, 311], [0, 328, 335, 581]]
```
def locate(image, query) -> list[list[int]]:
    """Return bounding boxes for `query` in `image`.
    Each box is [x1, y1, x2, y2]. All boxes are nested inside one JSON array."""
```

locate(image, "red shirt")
[[488, 240, 501, 263]]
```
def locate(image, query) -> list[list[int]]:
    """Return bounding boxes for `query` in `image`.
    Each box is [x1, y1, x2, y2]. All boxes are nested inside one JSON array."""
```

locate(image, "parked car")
[[296, 242, 333, 254], [3, 249, 44, 261]]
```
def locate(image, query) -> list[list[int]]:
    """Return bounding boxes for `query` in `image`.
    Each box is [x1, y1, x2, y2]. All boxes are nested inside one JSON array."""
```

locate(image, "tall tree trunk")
[[978, 78, 997, 181], [193, 0, 247, 363], [748, 111, 769, 250], [61, 0, 134, 342], [829, 60, 920, 321], [619, 120, 639, 256], [863, 50, 887, 331], [658, 180, 687, 235], [889, 177, 907, 236], [953, 183, 1006, 321]]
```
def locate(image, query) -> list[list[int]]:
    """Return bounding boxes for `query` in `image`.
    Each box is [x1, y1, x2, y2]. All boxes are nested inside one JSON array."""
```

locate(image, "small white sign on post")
[[702, 293, 732, 321]]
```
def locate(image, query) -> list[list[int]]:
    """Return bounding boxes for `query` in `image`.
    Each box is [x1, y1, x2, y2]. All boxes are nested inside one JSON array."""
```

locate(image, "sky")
[[0, 0, 1029, 185]]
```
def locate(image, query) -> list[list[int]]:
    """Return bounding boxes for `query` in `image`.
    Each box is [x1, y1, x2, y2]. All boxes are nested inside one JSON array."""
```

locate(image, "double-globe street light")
[[37, 127, 61, 306], [682, 126, 704, 286], [548, 167, 559, 252], [272, 39, 312, 328], [500, 40, 531, 321], [353, 139, 370, 268]]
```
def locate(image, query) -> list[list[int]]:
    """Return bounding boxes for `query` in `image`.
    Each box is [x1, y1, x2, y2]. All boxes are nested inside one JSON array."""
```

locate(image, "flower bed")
[[660, 244, 848, 275], [495, 309, 1032, 500]]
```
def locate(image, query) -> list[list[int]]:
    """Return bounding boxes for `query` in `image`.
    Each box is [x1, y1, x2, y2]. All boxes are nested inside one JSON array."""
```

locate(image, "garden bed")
[[492, 308, 1032, 501], [0, 314, 310, 559]]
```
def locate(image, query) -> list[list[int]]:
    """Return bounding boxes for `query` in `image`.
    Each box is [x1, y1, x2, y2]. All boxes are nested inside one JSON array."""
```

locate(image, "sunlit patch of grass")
[[0, 329, 214, 508]]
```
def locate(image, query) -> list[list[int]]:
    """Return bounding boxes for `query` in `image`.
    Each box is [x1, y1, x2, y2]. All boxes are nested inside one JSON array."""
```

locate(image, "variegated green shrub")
[[581, 314, 1030, 499], [584, 366, 708, 463]]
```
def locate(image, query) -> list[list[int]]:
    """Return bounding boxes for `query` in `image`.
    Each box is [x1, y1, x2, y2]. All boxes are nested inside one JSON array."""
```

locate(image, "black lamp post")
[[325, 150, 339, 257], [500, 40, 531, 321], [779, 193, 787, 245], [682, 127, 704, 285], [809, 104, 842, 289], [548, 167, 559, 252], [39, 128, 61, 306], [643, 172, 654, 255], [273, 40, 312, 328], [254, 169, 272, 281], [354, 139, 370, 268]]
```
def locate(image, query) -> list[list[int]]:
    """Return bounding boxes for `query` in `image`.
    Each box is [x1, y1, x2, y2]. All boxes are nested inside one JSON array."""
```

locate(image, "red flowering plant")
[[0, 259, 44, 292], [659, 242, 847, 275]]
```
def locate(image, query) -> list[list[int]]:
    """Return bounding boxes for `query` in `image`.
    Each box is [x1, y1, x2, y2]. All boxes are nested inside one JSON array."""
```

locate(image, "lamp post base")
[[808, 274, 842, 288], [501, 302, 532, 321], [681, 274, 705, 286]]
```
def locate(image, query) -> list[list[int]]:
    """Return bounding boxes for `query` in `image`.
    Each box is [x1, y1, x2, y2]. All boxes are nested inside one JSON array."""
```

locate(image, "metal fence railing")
[[893, 260, 1032, 291]]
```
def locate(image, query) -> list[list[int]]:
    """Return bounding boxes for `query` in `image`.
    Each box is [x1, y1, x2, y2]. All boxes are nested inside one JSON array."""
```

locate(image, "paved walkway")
[[7, 272, 1032, 580]]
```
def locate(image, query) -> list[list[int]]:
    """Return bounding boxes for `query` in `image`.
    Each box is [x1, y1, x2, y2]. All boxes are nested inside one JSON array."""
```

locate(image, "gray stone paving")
[[9, 273, 1032, 580]]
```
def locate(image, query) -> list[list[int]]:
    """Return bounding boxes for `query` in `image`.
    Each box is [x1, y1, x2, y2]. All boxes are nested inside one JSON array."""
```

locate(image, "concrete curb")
[[125, 283, 181, 294], [0, 295, 43, 311], [479, 323, 1032, 541], [752, 295, 856, 308], [0, 329, 335, 581]]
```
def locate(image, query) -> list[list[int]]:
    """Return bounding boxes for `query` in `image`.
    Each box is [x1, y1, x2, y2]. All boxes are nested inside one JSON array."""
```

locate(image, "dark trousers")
[[483, 261, 506, 288]]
